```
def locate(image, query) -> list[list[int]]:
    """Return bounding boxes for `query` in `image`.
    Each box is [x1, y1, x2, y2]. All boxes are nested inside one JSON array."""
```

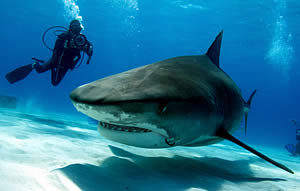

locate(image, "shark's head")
[[70, 31, 244, 148]]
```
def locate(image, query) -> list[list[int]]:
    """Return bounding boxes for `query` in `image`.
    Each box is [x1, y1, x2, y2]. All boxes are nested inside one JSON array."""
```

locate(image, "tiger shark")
[[70, 31, 293, 174]]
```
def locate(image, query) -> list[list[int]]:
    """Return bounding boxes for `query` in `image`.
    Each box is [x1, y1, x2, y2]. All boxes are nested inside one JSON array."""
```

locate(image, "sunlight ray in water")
[[266, 0, 294, 79], [109, 0, 140, 38]]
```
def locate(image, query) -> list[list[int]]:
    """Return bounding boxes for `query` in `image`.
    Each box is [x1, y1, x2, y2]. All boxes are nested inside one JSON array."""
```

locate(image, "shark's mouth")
[[98, 121, 176, 147], [99, 121, 153, 133]]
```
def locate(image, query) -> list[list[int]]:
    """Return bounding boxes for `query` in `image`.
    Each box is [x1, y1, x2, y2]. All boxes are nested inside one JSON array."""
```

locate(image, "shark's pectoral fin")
[[216, 128, 294, 174], [206, 30, 223, 68]]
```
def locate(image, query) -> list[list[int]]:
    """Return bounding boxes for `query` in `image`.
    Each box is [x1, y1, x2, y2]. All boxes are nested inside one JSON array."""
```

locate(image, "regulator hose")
[[42, 26, 68, 51], [42, 25, 86, 69]]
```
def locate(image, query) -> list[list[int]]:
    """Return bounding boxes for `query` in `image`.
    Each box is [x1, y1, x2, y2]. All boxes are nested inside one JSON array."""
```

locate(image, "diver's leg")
[[34, 59, 53, 73], [51, 66, 68, 86]]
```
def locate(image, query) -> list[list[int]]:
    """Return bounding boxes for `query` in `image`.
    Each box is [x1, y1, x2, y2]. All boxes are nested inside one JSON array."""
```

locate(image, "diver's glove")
[[86, 56, 92, 65]]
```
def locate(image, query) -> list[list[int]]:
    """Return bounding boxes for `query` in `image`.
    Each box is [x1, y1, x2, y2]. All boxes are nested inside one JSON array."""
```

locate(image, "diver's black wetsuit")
[[296, 129, 300, 155], [285, 122, 300, 156], [34, 31, 92, 86], [296, 142, 300, 155]]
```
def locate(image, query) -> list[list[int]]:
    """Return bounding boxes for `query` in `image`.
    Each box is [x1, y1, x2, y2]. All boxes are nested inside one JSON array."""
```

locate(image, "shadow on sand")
[[57, 145, 286, 191], [0, 110, 98, 139]]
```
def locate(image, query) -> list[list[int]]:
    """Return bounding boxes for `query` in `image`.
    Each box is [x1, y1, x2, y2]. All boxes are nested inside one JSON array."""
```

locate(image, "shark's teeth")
[[99, 122, 152, 133]]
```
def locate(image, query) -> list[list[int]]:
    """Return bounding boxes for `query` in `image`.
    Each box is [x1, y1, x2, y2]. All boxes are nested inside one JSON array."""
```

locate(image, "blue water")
[[0, 0, 299, 147]]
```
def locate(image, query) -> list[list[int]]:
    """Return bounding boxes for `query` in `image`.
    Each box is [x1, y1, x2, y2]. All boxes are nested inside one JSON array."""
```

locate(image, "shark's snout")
[[70, 83, 109, 105], [70, 82, 175, 148]]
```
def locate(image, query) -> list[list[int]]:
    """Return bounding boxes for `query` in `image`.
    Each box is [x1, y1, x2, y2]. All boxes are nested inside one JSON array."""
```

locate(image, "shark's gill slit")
[[99, 122, 152, 133], [158, 102, 168, 114]]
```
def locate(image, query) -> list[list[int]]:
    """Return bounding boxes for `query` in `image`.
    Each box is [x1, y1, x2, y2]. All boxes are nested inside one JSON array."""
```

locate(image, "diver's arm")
[[84, 42, 93, 55], [82, 41, 93, 65], [73, 52, 82, 64], [52, 33, 68, 64]]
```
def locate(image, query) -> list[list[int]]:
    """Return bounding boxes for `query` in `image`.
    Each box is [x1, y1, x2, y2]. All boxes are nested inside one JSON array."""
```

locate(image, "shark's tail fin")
[[216, 128, 294, 174], [243, 89, 257, 135]]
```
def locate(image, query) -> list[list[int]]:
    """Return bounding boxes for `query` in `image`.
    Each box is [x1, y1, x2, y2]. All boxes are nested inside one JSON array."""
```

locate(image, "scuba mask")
[[69, 19, 83, 34]]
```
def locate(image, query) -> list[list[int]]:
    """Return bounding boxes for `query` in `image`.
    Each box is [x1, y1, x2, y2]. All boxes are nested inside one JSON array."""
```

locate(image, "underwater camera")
[[70, 34, 88, 49]]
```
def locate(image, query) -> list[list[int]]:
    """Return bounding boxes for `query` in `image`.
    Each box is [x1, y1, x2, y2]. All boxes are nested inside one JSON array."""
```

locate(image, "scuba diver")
[[5, 19, 93, 86], [285, 119, 300, 156]]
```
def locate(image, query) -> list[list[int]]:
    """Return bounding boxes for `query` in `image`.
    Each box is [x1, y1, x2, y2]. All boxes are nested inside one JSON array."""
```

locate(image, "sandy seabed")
[[0, 110, 299, 191]]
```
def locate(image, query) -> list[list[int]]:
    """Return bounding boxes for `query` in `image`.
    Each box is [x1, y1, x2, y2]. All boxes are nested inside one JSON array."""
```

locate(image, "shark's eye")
[[158, 101, 168, 114]]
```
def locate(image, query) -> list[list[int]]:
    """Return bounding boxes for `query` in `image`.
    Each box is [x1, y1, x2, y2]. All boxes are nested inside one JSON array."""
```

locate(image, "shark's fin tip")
[[206, 30, 223, 68]]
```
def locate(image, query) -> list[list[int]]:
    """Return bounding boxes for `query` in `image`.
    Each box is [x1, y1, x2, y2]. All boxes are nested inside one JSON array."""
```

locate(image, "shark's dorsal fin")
[[206, 30, 223, 68]]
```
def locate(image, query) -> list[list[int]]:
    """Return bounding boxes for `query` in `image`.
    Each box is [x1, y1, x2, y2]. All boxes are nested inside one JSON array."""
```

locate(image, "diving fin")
[[5, 64, 34, 84], [216, 128, 294, 174], [285, 144, 297, 156]]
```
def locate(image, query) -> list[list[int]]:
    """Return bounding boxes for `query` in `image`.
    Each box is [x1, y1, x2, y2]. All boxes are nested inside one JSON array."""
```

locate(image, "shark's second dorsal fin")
[[206, 30, 223, 68], [243, 89, 257, 135]]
